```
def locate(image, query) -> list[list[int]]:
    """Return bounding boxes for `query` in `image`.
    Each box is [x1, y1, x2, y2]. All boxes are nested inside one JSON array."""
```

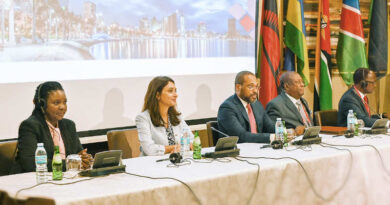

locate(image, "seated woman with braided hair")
[[15, 81, 93, 173]]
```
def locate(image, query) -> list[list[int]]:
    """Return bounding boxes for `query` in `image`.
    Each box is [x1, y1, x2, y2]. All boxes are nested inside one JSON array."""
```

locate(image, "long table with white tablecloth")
[[1, 134, 390, 205]]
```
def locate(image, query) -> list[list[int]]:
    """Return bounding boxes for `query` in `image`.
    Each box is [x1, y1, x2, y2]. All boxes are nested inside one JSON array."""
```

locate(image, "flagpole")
[[314, 0, 322, 93], [277, 0, 284, 71]]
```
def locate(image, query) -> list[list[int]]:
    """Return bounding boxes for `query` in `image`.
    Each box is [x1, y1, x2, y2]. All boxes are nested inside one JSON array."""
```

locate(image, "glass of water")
[[66, 154, 81, 176], [357, 119, 365, 137]]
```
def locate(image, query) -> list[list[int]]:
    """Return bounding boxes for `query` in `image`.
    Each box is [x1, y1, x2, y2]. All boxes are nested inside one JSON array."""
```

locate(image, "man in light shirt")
[[266, 72, 309, 134], [338, 68, 388, 127]]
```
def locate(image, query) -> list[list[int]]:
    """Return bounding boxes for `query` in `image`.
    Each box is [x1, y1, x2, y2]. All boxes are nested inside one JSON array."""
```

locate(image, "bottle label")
[[53, 154, 62, 163], [35, 156, 47, 164]]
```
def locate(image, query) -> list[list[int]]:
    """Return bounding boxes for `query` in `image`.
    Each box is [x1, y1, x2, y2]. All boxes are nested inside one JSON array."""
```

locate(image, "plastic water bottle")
[[275, 118, 284, 142], [347, 110, 355, 133], [35, 143, 48, 184], [180, 128, 190, 158]]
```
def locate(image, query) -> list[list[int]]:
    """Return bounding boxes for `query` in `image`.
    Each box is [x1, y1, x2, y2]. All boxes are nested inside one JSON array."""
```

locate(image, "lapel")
[[40, 119, 55, 156], [58, 120, 68, 154], [281, 92, 304, 124], [351, 87, 369, 115], [233, 94, 249, 123]]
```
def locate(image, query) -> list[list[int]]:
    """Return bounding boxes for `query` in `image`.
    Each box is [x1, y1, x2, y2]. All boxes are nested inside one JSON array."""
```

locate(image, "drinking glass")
[[357, 119, 365, 137], [66, 154, 81, 175]]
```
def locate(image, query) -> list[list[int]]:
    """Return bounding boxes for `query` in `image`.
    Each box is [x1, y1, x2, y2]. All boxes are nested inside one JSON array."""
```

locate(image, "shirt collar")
[[237, 95, 249, 110], [285, 92, 301, 105], [353, 85, 366, 100]]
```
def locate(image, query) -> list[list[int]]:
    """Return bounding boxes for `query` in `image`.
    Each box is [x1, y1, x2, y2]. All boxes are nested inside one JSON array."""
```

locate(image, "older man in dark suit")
[[217, 71, 276, 143], [265, 72, 309, 134], [338, 68, 388, 127]]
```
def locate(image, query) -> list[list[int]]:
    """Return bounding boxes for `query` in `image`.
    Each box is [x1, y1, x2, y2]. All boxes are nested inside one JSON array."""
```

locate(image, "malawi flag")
[[368, 0, 388, 79], [336, 0, 368, 86], [284, 0, 309, 86], [314, 0, 333, 112], [258, 0, 280, 107]]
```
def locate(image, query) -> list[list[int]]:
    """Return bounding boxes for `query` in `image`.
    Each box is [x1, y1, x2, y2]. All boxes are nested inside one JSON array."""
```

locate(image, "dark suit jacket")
[[217, 94, 275, 143], [15, 110, 83, 173], [338, 87, 379, 127], [266, 91, 313, 129]]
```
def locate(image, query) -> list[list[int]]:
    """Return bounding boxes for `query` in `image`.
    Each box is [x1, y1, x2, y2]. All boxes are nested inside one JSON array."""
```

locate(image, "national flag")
[[257, 0, 280, 107], [368, 0, 388, 79], [336, 0, 368, 86], [284, 0, 309, 85], [314, 0, 333, 112]]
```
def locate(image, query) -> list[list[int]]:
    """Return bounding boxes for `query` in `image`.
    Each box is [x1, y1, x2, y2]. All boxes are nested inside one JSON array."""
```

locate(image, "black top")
[[15, 110, 83, 173]]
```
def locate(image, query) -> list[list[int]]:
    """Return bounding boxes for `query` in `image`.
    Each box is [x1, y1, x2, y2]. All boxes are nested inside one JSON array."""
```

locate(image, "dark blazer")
[[15, 110, 83, 173], [266, 91, 313, 129], [217, 94, 275, 143], [338, 87, 379, 127]]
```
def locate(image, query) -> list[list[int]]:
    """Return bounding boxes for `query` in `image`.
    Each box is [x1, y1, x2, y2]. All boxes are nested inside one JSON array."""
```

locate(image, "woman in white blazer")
[[136, 76, 193, 156]]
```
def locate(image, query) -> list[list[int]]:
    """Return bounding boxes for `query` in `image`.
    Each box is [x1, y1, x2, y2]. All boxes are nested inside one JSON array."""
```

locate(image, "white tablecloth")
[[1, 134, 390, 205]]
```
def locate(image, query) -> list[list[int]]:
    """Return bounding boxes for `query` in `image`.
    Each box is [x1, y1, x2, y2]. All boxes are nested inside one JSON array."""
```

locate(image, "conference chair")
[[0, 141, 17, 176], [206, 121, 219, 147], [315, 109, 338, 126], [0, 189, 55, 205], [107, 129, 140, 159], [192, 129, 210, 148]]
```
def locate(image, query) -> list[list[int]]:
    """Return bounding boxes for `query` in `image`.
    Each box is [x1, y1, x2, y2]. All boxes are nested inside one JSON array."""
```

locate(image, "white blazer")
[[135, 110, 194, 156]]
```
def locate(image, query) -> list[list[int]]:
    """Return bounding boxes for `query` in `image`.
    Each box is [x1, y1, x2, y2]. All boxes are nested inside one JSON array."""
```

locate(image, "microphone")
[[156, 153, 182, 164], [211, 127, 230, 138], [156, 158, 170, 162]]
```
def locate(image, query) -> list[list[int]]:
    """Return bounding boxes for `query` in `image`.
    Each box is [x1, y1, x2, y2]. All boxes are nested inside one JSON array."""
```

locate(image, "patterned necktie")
[[296, 101, 312, 127], [363, 96, 371, 116], [246, 104, 257, 133]]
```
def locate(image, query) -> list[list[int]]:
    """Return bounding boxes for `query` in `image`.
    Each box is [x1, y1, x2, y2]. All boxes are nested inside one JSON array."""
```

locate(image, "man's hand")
[[295, 126, 305, 136]]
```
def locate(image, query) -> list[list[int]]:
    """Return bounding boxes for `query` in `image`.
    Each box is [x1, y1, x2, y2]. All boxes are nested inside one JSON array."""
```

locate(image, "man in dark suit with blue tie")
[[338, 68, 388, 127], [217, 71, 275, 143], [265, 72, 310, 133]]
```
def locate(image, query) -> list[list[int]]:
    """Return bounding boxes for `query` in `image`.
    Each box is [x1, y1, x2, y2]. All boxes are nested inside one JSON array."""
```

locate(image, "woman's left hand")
[[78, 149, 93, 170]]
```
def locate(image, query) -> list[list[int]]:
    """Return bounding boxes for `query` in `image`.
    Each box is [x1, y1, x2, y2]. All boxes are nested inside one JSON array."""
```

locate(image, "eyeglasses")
[[365, 80, 376, 85], [246, 85, 260, 90]]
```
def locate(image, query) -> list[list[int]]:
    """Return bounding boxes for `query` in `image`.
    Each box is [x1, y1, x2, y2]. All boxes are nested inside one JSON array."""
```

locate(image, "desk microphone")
[[211, 127, 230, 138]]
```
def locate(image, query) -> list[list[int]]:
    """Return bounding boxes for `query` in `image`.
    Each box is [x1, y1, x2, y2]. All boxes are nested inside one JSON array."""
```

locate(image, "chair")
[[0, 141, 17, 176], [0, 190, 55, 205], [206, 121, 219, 147], [107, 129, 140, 159], [315, 109, 338, 126], [192, 129, 210, 148]]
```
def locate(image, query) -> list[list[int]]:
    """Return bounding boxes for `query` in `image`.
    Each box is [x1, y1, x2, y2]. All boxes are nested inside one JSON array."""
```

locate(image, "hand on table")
[[295, 126, 305, 136], [78, 149, 93, 170]]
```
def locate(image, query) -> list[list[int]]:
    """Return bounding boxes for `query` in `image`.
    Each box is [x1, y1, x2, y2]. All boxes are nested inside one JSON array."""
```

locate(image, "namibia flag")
[[336, 0, 368, 86]]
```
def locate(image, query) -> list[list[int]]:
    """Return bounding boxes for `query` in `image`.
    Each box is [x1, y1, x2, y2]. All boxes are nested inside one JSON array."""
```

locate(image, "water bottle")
[[193, 131, 202, 159], [275, 118, 284, 142], [347, 110, 355, 133], [35, 143, 48, 184], [52, 145, 63, 180], [180, 128, 190, 158]]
